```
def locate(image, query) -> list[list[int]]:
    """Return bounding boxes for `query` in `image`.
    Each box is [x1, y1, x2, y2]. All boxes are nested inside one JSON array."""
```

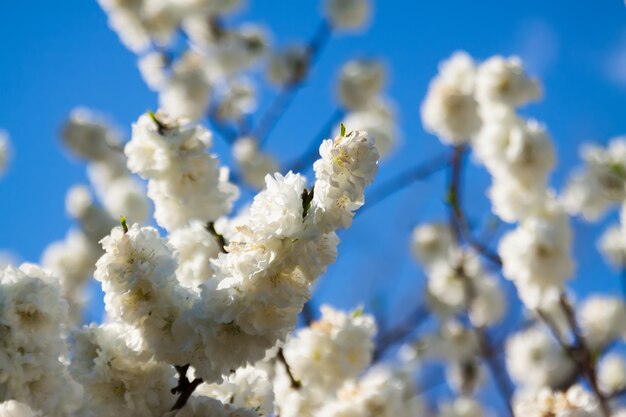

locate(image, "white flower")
[[232, 137, 279, 189], [316, 365, 423, 417], [248, 172, 308, 239], [499, 205, 574, 308], [0, 264, 84, 417], [474, 116, 555, 189], [159, 52, 212, 121], [562, 137, 626, 221], [95, 224, 193, 361], [598, 354, 626, 394], [439, 397, 485, 417], [337, 59, 385, 111], [41, 229, 101, 323], [214, 78, 257, 122], [282, 306, 376, 392], [324, 0, 371, 31], [339, 99, 397, 157], [421, 52, 481, 145], [0, 400, 38, 417], [65, 185, 117, 241], [513, 386, 600, 417], [505, 326, 575, 389], [487, 177, 551, 223], [411, 223, 457, 271], [579, 295, 626, 348], [267, 45, 309, 86], [312, 129, 379, 231], [61, 108, 121, 161], [70, 323, 175, 417], [598, 223, 626, 267], [138, 51, 168, 90], [169, 221, 221, 290], [126, 112, 238, 231], [475, 55, 541, 109]]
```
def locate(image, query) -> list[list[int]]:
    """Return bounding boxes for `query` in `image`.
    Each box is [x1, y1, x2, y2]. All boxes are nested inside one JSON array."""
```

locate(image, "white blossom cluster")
[[562, 139, 626, 269], [232, 137, 279, 190], [411, 223, 505, 327], [563, 138, 626, 221], [93, 122, 379, 384], [6, 2, 626, 417], [272, 306, 422, 417], [422, 52, 573, 309], [40, 108, 150, 323], [0, 265, 85, 417], [513, 386, 601, 417], [125, 112, 238, 231]]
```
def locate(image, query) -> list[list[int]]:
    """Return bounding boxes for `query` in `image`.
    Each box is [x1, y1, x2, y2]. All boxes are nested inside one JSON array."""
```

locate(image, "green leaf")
[[120, 215, 129, 234], [340, 123, 346, 137], [351, 305, 364, 318]]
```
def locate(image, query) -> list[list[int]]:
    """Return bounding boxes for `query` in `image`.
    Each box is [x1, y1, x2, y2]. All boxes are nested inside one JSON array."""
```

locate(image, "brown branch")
[[446, 145, 514, 417], [250, 20, 332, 146], [170, 365, 204, 411], [205, 222, 228, 253], [372, 305, 430, 362], [277, 348, 301, 389], [559, 296, 612, 417], [356, 153, 449, 217], [536, 298, 611, 417]]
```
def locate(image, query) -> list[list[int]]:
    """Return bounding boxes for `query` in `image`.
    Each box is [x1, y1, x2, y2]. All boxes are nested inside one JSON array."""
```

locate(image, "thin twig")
[[446, 145, 514, 417], [356, 153, 449, 217], [205, 222, 228, 253], [373, 305, 430, 362], [277, 348, 301, 389], [559, 296, 612, 417], [251, 20, 332, 146]]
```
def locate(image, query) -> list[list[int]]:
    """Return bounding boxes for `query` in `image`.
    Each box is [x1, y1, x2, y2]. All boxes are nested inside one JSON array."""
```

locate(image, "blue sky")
[[1, 0, 626, 408]]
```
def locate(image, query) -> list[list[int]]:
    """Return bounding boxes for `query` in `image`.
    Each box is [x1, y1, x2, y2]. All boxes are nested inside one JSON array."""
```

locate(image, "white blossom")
[[505, 326, 575, 389], [337, 59, 385, 111], [562, 137, 626, 221], [598, 354, 626, 394], [324, 0, 371, 30], [125, 112, 238, 231], [312, 129, 379, 231], [513, 386, 600, 417], [232, 137, 279, 189], [421, 52, 481, 145], [578, 295, 626, 348], [159, 52, 213, 121], [0, 401, 38, 417], [267, 45, 309, 87], [475, 55, 541, 110], [339, 99, 397, 157], [499, 204, 574, 308]]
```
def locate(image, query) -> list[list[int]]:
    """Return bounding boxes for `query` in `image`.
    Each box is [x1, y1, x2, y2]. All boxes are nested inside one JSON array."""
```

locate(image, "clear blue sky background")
[[1, 0, 626, 410]]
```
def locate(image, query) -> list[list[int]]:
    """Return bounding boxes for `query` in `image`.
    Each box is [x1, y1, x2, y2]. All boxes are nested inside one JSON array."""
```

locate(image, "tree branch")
[[446, 145, 514, 417], [251, 20, 332, 146], [372, 304, 429, 362], [277, 348, 301, 389], [356, 153, 449, 216], [170, 365, 204, 411]]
